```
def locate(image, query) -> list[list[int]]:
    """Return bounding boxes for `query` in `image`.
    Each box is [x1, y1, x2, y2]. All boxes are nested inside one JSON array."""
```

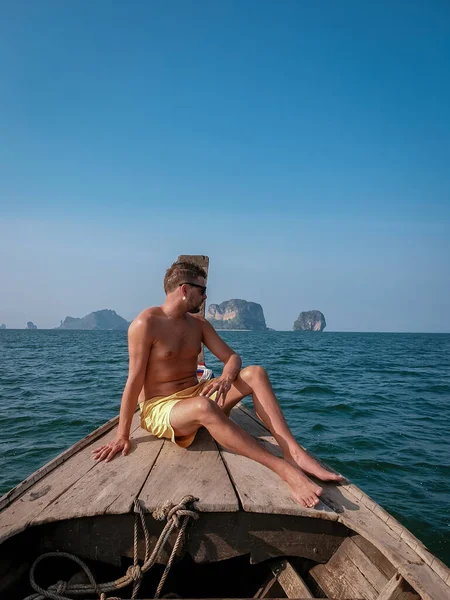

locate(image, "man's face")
[[186, 277, 207, 314]]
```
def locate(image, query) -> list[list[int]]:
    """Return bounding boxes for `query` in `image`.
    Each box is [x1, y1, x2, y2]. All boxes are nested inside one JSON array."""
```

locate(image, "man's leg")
[[169, 396, 322, 508], [221, 366, 343, 483]]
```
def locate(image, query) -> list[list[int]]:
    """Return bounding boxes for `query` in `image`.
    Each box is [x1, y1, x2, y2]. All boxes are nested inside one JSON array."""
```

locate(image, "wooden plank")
[[0, 414, 141, 542], [318, 480, 423, 570], [224, 406, 337, 517], [233, 405, 440, 589], [398, 562, 450, 600], [429, 557, 450, 584], [311, 552, 378, 600], [138, 427, 239, 512], [270, 558, 314, 598], [33, 422, 163, 523], [344, 482, 417, 547], [253, 574, 285, 599], [217, 401, 448, 600], [309, 536, 390, 600], [351, 534, 396, 580], [311, 560, 371, 600], [377, 574, 419, 600], [336, 538, 389, 592], [177, 254, 209, 364], [187, 512, 346, 564], [0, 410, 126, 511]]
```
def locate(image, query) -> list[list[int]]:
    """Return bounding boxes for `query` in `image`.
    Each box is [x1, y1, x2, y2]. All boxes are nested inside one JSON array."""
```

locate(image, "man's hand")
[[201, 376, 233, 408], [92, 435, 131, 463]]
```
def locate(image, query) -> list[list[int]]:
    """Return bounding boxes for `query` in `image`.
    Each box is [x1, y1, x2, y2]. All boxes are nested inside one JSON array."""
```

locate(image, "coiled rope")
[[23, 495, 199, 600]]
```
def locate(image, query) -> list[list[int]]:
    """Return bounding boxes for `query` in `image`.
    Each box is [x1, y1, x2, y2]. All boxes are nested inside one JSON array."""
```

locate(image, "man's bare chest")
[[152, 324, 202, 361]]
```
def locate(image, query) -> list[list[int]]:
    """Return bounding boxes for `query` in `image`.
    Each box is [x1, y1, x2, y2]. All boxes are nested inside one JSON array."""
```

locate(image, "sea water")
[[0, 330, 449, 565]]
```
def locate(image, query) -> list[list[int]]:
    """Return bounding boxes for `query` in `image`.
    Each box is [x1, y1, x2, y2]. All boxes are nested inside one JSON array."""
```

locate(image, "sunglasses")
[[179, 282, 207, 295]]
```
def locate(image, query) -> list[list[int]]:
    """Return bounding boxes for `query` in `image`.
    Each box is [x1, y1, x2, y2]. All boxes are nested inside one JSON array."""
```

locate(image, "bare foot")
[[285, 447, 344, 483], [282, 463, 323, 508]]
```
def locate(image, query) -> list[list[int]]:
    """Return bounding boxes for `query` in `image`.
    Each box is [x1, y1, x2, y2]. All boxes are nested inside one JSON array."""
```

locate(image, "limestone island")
[[293, 310, 326, 332], [207, 299, 268, 331], [57, 309, 129, 331], [26, 322, 37, 330]]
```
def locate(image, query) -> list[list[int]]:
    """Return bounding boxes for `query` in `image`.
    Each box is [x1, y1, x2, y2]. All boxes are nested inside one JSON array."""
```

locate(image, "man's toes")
[[315, 486, 323, 496]]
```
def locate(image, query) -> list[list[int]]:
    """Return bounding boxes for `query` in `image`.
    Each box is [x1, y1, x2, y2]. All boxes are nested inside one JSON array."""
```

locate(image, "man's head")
[[163, 261, 207, 313]]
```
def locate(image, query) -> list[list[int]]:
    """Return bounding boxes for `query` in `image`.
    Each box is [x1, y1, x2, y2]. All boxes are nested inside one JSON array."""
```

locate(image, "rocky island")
[[26, 322, 38, 330], [57, 309, 129, 331], [293, 310, 326, 332], [207, 299, 268, 331], [0, 324, 6, 330]]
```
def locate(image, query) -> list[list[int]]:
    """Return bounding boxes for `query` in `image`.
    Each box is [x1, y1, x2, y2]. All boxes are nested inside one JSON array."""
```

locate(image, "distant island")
[[3, 306, 326, 332], [57, 309, 129, 331], [293, 310, 326, 332], [207, 299, 268, 331]]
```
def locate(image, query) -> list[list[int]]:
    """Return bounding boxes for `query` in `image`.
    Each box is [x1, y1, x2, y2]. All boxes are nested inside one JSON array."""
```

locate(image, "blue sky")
[[1, 1, 449, 331]]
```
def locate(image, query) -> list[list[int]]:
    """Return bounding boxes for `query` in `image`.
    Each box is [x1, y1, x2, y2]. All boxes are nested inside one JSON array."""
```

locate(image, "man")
[[93, 261, 342, 508]]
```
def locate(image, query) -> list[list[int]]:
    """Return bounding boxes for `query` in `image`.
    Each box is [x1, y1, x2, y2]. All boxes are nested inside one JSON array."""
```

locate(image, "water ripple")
[[0, 329, 449, 567]]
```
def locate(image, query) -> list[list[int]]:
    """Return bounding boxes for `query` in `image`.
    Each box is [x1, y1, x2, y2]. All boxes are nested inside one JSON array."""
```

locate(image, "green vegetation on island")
[[57, 309, 129, 331], [9, 305, 327, 333]]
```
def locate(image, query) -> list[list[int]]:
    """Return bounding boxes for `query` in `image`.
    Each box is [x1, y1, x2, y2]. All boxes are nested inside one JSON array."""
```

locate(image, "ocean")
[[0, 330, 449, 566]]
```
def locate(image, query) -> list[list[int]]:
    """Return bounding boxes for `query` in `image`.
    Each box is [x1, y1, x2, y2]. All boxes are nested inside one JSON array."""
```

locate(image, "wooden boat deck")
[[1, 403, 449, 600]]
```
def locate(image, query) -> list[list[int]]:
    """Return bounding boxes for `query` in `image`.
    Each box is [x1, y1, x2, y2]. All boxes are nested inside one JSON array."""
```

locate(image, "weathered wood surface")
[[225, 406, 337, 518], [0, 410, 123, 512], [1, 396, 450, 600], [351, 534, 397, 581], [322, 479, 450, 596], [138, 427, 239, 513], [397, 563, 450, 600], [311, 559, 378, 600], [270, 558, 314, 598], [319, 481, 422, 569], [34, 420, 164, 522], [253, 574, 284, 599], [339, 538, 390, 592], [310, 535, 387, 600], [0, 413, 141, 543], [231, 404, 450, 597], [377, 574, 419, 600], [187, 512, 347, 565]]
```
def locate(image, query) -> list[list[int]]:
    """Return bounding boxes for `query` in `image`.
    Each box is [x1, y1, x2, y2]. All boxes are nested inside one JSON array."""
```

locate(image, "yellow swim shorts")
[[139, 379, 218, 448]]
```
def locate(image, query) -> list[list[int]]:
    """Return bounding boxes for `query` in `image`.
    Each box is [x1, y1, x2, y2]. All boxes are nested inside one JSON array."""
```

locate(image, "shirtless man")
[[93, 261, 342, 508]]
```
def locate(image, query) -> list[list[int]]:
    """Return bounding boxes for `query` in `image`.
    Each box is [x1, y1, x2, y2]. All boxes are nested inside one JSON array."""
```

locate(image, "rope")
[[154, 512, 190, 599], [23, 495, 199, 600]]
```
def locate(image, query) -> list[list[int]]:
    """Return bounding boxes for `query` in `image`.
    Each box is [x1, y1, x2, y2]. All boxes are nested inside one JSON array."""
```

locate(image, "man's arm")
[[200, 318, 242, 406], [92, 316, 153, 462]]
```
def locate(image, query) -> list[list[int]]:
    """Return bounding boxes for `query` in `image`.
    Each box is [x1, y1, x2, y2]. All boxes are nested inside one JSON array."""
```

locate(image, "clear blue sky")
[[1, 1, 449, 331]]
